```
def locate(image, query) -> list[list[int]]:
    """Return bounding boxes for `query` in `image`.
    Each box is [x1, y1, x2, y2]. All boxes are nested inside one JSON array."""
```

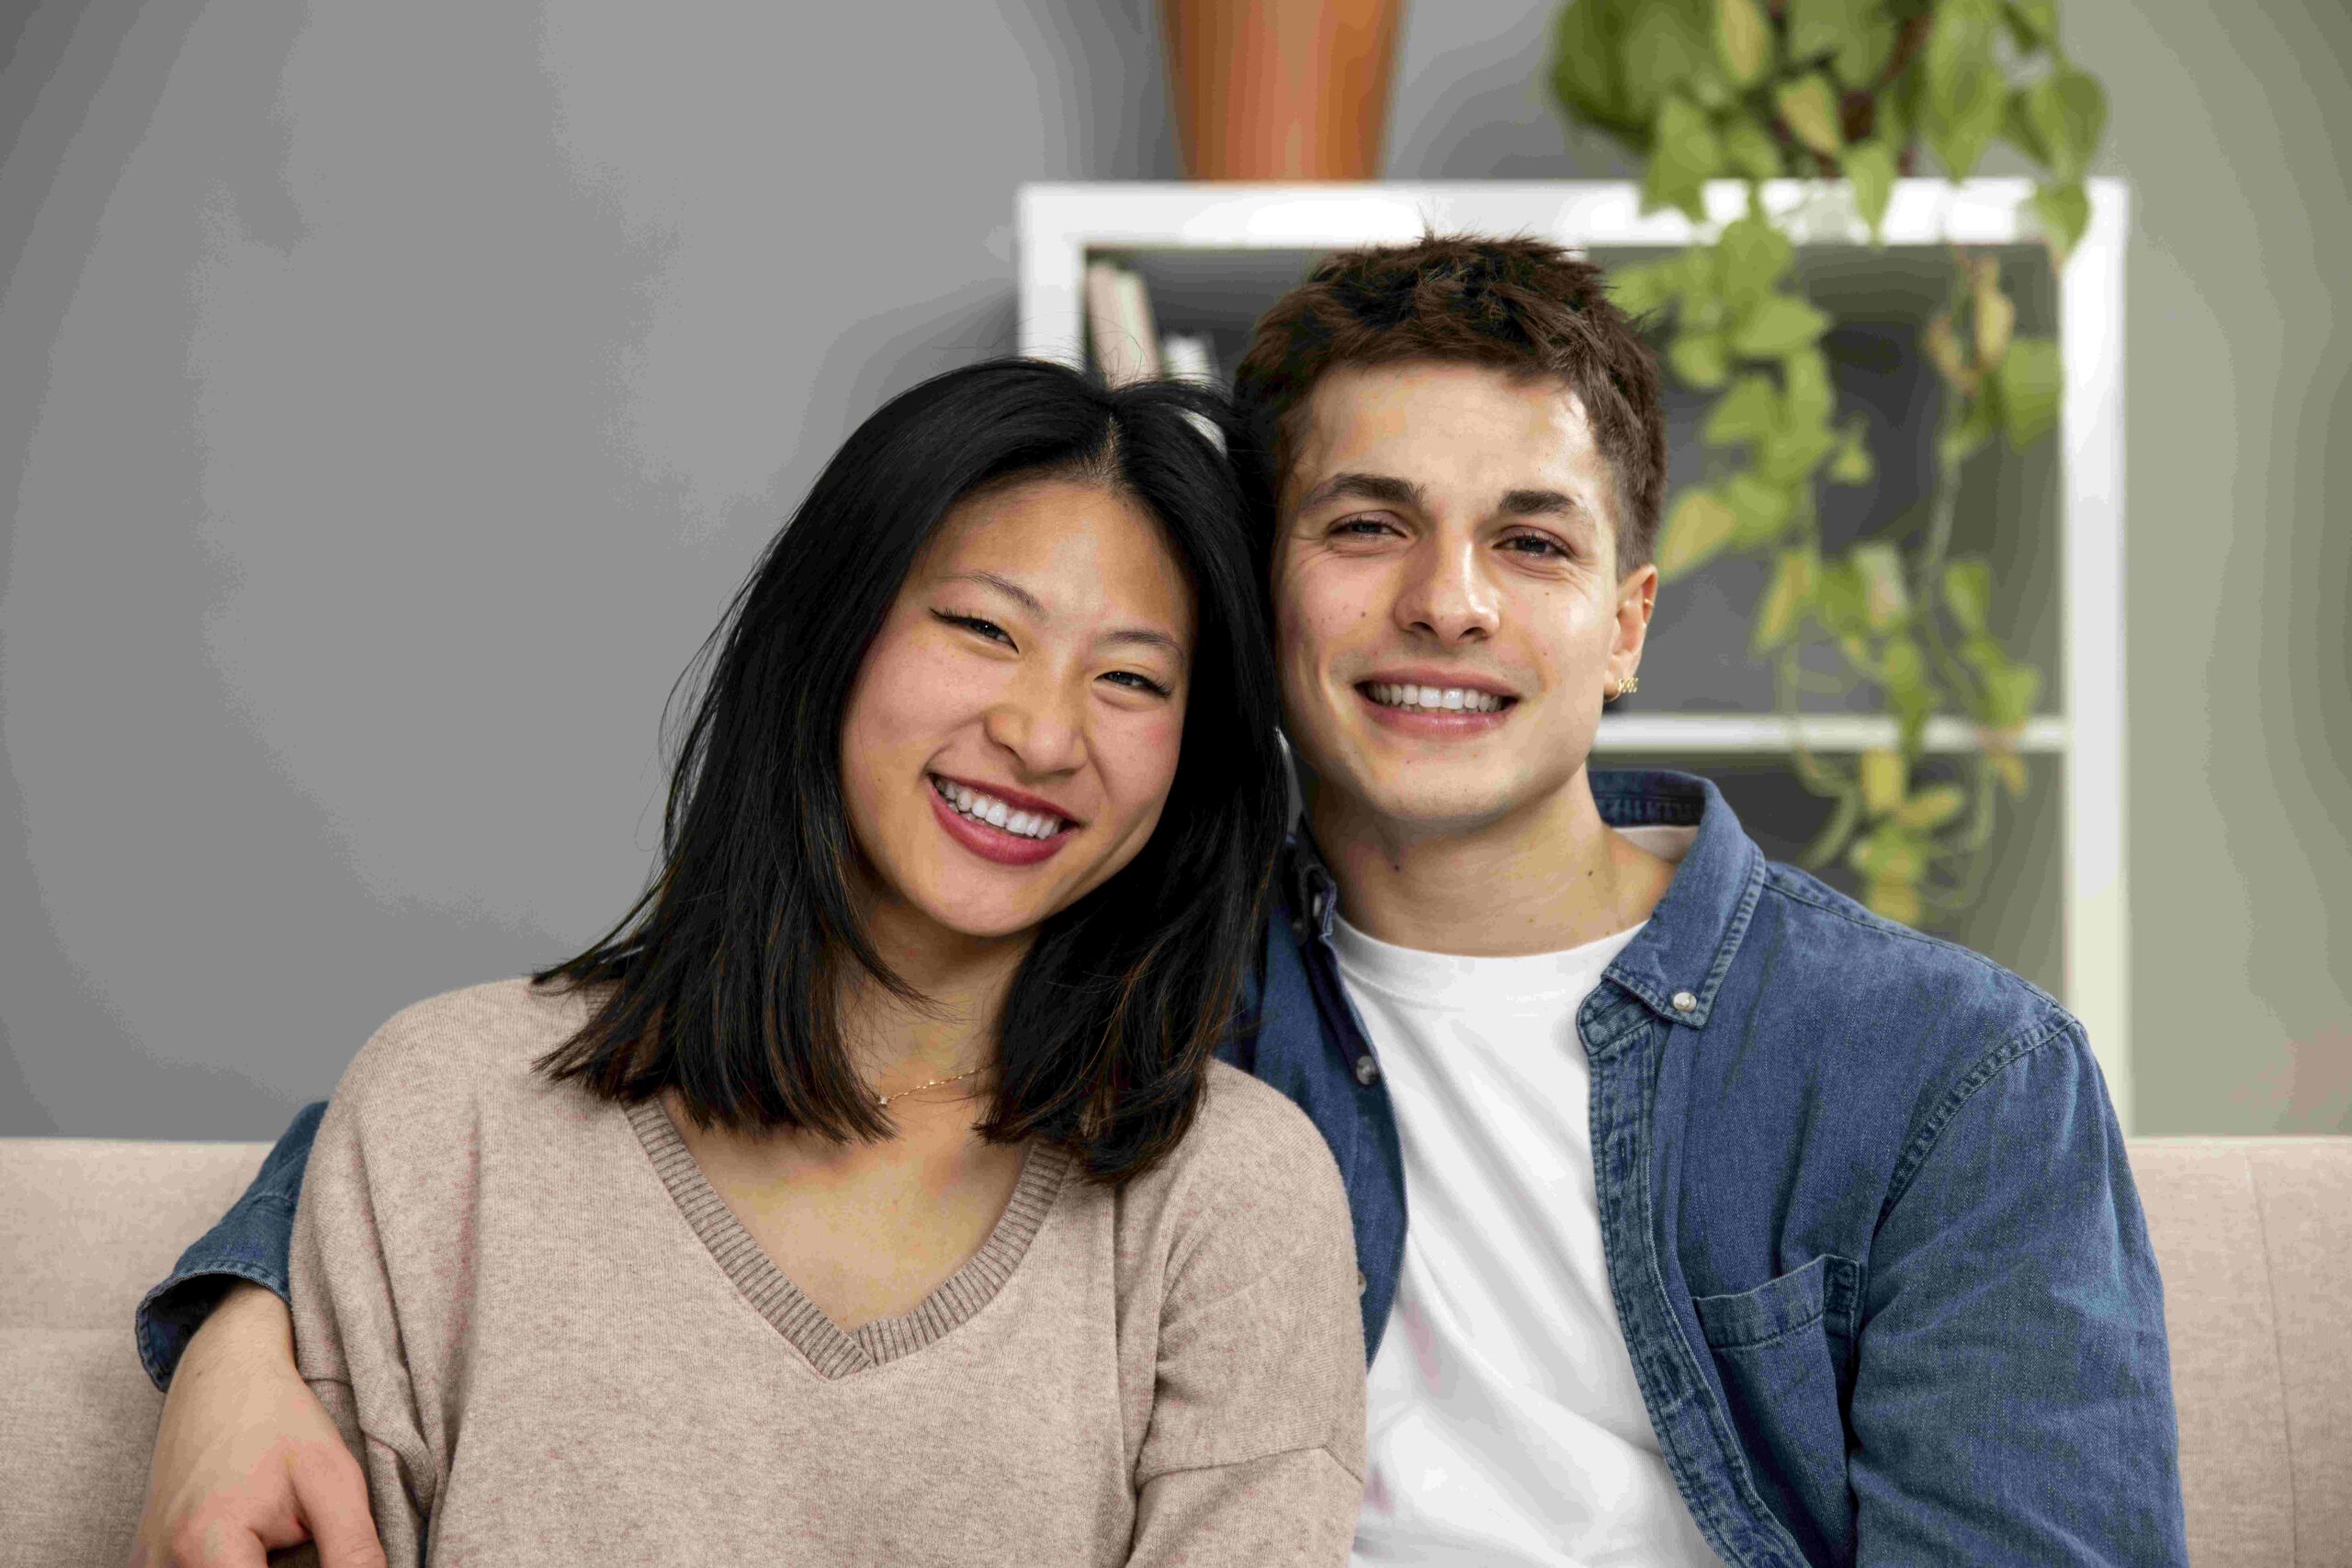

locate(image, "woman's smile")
[[925, 772, 1078, 866]]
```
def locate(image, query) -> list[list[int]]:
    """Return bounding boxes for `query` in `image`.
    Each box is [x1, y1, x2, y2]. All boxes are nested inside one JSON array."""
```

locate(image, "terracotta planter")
[[1160, 0, 1404, 181]]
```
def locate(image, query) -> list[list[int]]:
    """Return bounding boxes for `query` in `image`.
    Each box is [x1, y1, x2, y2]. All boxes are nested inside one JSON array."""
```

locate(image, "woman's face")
[[840, 477, 1196, 947]]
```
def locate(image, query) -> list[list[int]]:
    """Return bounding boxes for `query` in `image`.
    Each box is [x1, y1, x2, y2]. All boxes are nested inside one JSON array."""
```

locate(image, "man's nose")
[[1392, 536, 1500, 644]]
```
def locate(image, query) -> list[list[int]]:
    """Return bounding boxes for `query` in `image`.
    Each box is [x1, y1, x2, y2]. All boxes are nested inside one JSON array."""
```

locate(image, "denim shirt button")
[[1357, 1269, 1368, 1295], [1353, 1054, 1381, 1086], [1672, 989, 1699, 1012]]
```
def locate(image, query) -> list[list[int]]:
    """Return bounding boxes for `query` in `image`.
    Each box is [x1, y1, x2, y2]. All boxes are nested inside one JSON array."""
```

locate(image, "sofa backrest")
[[3, 1134, 2346, 1563]]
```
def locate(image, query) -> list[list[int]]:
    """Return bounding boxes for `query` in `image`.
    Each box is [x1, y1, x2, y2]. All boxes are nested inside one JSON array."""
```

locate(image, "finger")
[[289, 1444, 389, 1568], [164, 1514, 272, 1568]]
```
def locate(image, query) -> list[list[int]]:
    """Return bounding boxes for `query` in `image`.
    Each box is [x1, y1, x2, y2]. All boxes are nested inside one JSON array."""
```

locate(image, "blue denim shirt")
[[139, 769, 2186, 1567]]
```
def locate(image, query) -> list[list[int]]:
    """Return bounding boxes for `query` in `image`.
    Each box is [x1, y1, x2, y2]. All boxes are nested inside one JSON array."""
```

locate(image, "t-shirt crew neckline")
[[1327, 917, 1648, 1012], [627, 1100, 1074, 1380]]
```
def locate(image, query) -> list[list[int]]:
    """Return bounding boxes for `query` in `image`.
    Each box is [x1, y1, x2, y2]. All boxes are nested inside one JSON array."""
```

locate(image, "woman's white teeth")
[[934, 778, 1064, 840], [1368, 682, 1503, 713]]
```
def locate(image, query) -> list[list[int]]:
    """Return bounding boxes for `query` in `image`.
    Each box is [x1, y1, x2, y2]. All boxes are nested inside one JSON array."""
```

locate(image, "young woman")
[[141, 360, 1364, 1565]]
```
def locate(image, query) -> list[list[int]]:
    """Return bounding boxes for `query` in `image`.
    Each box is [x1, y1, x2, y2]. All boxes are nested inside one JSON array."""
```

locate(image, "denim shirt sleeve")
[[1846, 1017, 2188, 1566], [133, 1100, 328, 1392]]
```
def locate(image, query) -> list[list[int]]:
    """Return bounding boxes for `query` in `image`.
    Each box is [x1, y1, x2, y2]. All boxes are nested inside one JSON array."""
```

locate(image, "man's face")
[[1270, 359, 1656, 840]]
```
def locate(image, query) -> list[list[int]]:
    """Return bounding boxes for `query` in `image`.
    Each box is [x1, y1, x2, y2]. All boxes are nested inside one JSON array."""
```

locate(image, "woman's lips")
[[926, 781, 1073, 866]]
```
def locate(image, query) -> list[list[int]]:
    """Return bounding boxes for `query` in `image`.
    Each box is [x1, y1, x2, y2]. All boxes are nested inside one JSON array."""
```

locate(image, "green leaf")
[[1922, 0, 2007, 177], [1551, 0, 1640, 134], [1730, 294, 1830, 358], [2030, 181, 2091, 261], [1715, 0, 1774, 86], [1775, 73, 1846, 157], [1704, 374, 1781, 446], [1860, 748, 1908, 814], [1755, 419, 1838, 484], [1724, 469, 1797, 545], [1620, 0, 1715, 121], [1655, 488, 1742, 580], [2020, 66, 2107, 182], [1645, 93, 1724, 220], [1669, 329, 1733, 387], [2006, 0, 2059, 48], [1781, 344, 1835, 429], [1850, 822, 1928, 885], [1989, 748, 2029, 796], [1835, 14, 1896, 87], [1753, 548, 1817, 653], [1938, 390, 1998, 466], [1815, 559, 1866, 633], [1845, 141, 1897, 238], [1828, 414, 1875, 484], [1864, 874, 1925, 926], [1941, 559, 1992, 631], [1720, 113, 1786, 181], [1972, 258, 2017, 368], [1608, 257, 1685, 320], [1983, 661, 2041, 728], [1895, 785, 1969, 830], [1788, 0, 1861, 61], [1851, 539, 1910, 629], [1717, 215, 1793, 305], [1996, 336, 2061, 448]]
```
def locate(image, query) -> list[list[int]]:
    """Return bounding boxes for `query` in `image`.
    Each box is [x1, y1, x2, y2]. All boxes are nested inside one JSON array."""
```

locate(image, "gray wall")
[[4, 1, 2346, 1139]]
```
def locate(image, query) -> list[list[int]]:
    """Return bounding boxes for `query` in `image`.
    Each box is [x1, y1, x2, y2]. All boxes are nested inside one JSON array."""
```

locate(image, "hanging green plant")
[[1547, 0, 2107, 928]]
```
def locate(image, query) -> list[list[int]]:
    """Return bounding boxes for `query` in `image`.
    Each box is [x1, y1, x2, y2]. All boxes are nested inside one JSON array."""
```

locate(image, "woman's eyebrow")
[[943, 570, 1046, 615], [1103, 626, 1185, 664]]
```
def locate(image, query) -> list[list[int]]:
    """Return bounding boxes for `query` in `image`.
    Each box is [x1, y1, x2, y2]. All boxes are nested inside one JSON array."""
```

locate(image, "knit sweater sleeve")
[[1122, 1066, 1367, 1566], [287, 994, 492, 1568]]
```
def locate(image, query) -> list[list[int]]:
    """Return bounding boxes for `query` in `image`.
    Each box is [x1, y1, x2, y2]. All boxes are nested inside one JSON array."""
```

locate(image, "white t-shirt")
[[1340, 826, 1719, 1568]]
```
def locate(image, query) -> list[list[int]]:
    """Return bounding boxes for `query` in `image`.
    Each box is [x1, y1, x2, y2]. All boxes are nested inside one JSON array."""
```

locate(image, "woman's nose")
[[982, 674, 1087, 776]]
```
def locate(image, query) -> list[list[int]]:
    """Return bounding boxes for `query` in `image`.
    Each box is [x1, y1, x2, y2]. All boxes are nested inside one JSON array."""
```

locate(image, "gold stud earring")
[[1611, 674, 1640, 700]]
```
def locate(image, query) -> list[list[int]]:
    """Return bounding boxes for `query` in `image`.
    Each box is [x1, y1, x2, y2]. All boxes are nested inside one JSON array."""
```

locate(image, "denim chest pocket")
[[1691, 1254, 1864, 1565]]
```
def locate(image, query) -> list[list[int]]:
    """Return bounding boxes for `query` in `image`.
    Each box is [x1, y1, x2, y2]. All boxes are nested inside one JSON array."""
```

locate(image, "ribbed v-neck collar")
[[627, 1099, 1071, 1379]]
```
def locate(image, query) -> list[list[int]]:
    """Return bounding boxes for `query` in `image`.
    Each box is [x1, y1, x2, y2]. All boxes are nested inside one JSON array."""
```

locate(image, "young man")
[[130, 238, 2186, 1567]]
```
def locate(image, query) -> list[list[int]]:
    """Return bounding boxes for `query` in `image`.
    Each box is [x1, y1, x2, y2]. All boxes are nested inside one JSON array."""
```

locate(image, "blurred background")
[[3, 0, 2346, 1141]]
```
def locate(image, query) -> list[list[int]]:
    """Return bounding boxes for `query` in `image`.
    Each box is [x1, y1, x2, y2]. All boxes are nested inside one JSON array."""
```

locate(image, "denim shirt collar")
[[1282, 766, 1767, 1031]]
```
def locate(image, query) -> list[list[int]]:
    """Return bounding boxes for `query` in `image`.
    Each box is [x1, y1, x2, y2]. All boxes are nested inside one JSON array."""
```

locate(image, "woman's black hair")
[[531, 358, 1284, 1185]]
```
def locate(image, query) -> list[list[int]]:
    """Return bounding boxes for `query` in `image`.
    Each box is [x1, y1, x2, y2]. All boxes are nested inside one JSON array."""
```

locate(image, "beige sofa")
[[5, 1136, 2346, 1565]]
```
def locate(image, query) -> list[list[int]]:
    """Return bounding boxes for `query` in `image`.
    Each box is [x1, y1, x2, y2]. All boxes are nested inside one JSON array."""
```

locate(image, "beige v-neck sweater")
[[288, 979, 1366, 1566]]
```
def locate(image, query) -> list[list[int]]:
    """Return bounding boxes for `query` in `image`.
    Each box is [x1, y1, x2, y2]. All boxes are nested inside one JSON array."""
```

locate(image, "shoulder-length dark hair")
[[532, 358, 1285, 1185]]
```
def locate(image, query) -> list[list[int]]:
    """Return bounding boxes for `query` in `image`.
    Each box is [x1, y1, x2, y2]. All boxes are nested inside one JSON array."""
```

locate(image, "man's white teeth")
[[1367, 682, 1504, 714], [933, 778, 1064, 840]]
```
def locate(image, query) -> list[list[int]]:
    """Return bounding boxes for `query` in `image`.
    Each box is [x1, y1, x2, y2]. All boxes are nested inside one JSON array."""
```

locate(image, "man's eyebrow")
[[1296, 471, 1427, 513], [1498, 488, 1590, 522], [942, 570, 1046, 616]]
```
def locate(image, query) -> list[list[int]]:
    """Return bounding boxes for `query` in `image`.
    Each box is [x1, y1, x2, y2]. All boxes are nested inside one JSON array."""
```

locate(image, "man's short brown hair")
[[1232, 234, 1668, 570]]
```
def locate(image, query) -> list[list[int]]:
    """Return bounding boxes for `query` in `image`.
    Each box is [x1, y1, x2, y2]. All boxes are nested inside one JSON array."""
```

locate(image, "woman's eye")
[[1102, 671, 1172, 698], [933, 610, 1013, 646], [1331, 516, 1396, 538]]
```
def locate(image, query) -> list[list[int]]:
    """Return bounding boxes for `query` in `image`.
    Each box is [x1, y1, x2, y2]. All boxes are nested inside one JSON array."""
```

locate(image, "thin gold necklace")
[[873, 1066, 986, 1109]]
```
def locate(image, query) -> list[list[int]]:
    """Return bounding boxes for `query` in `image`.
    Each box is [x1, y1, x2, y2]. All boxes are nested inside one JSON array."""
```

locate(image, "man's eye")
[[933, 610, 1013, 646], [1502, 535, 1569, 558], [1332, 517, 1396, 538]]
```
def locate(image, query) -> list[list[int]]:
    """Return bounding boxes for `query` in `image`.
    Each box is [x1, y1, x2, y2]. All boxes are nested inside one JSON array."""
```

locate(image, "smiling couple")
[[128, 238, 2187, 1568]]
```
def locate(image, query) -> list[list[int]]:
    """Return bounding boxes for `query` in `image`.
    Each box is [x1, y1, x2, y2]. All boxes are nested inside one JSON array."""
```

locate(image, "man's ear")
[[1607, 560, 1658, 688]]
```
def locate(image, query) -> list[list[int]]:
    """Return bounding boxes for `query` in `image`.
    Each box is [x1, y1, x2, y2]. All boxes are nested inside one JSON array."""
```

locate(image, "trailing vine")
[[1548, 0, 2107, 926]]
